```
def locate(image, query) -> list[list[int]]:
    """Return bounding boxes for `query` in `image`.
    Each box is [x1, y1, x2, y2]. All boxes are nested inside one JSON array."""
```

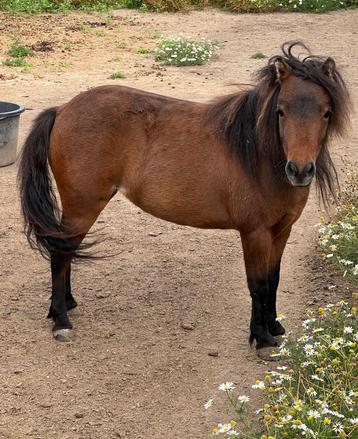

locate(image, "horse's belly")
[[121, 183, 232, 230]]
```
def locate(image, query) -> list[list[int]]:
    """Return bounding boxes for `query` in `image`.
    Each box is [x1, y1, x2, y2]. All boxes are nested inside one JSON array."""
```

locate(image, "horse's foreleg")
[[241, 228, 277, 349], [265, 227, 292, 337], [265, 263, 284, 336]]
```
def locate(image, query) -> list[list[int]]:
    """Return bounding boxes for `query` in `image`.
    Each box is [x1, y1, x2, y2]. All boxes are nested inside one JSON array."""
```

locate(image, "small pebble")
[[74, 412, 84, 419], [95, 292, 110, 299], [208, 350, 219, 357], [181, 322, 194, 331], [148, 231, 162, 237], [40, 402, 53, 408]]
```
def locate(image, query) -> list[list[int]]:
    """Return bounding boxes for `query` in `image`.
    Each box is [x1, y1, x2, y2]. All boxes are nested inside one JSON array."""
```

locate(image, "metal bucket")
[[0, 101, 25, 167]]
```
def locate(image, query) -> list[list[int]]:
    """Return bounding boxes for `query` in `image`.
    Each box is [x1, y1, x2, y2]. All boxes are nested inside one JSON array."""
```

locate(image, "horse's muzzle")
[[285, 160, 316, 186]]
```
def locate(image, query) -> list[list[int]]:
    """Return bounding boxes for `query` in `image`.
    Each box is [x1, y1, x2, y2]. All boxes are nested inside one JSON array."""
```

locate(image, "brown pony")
[[18, 42, 349, 347]]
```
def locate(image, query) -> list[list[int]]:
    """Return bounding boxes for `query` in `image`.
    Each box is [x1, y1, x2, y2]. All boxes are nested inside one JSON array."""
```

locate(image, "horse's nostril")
[[286, 160, 298, 176], [305, 161, 316, 176]]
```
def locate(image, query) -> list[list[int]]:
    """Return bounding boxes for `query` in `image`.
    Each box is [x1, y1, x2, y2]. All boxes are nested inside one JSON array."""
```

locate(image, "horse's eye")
[[277, 109, 284, 118], [323, 110, 332, 120]]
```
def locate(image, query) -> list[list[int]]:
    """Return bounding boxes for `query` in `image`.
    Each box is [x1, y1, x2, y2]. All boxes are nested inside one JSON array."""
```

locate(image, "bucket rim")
[[0, 101, 25, 119]]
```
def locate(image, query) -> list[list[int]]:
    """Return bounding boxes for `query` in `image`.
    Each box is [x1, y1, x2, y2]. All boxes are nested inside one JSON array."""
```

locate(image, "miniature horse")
[[19, 42, 349, 348]]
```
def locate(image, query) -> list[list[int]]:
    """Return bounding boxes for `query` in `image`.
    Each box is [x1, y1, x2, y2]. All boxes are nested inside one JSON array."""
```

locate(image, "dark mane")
[[208, 41, 351, 205]]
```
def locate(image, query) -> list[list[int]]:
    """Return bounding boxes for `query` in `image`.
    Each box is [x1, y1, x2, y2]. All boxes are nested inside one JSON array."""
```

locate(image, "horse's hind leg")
[[65, 265, 77, 311], [48, 253, 74, 341], [48, 197, 110, 341]]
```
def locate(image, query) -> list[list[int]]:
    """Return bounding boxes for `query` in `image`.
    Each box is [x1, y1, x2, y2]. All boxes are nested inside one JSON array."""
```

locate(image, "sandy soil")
[[0, 8, 357, 439]]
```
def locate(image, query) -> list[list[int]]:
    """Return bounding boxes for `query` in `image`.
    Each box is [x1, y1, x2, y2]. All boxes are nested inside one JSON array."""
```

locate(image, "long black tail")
[[18, 108, 88, 260]]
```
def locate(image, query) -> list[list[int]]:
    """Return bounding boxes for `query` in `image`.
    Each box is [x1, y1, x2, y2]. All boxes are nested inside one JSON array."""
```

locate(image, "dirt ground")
[[0, 8, 357, 439]]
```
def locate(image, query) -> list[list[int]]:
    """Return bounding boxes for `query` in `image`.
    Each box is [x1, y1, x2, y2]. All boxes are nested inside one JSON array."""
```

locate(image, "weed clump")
[[155, 36, 218, 66]]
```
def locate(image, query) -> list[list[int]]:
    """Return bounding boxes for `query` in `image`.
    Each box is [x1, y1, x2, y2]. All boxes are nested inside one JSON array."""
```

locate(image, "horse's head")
[[256, 42, 350, 201], [275, 56, 335, 187]]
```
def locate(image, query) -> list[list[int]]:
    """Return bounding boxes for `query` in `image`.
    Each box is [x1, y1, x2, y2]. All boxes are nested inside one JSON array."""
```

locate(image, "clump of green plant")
[[213, 0, 278, 12], [155, 35, 219, 67], [8, 40, 33, 58], [121, 0, 145, 8], [0, 0, 125, 13], [317, 170, 357, 281], [137, 47, 151, 54], [0, 0, 56, 13], [251, 51, 266, 59], [3, 37, 32, 68], [280, 0, 358, 12], [3, 57, 29, 67], [212, 0, 358, 13], [121, 0, 197, 11], [58, 59, 72, 68], [206, 299, 358, 438], [115, 41, 127, 49], [109, 70, 126, 79], [153, 30, 161, 39], [79, 22, 91, 33]]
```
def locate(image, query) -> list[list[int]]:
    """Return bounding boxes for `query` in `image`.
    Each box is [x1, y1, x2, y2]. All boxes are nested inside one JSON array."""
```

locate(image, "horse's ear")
[[322, 57, 336, 79], [274, 57, 291, 82]]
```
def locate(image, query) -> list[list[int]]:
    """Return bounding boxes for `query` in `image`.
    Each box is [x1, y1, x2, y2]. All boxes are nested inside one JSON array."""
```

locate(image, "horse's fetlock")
[[268, 320, 286, 336]]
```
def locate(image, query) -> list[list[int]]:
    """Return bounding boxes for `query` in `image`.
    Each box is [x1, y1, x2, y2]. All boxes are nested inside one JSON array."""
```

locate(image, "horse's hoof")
[[257, 345, 280, 361], [53, 328, 74, 342], [254, 330, 278, 350]]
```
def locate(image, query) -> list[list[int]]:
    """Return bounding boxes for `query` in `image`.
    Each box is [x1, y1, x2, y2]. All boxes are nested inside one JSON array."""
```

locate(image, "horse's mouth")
[[287, 175, 314, 187]]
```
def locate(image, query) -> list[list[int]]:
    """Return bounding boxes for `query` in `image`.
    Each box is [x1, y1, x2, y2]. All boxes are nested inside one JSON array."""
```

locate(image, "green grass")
[[3, 38, 33, 68], [0, 0, 125, 13], [8, 40, 33, 58], [79, 23, 91, 33], [137, 47, 151, 54], [115, 41, 127, 49], [58, 59, 72, 68], [251, 51, 266, 59], [109, 70, 126, 79], [3, 57, 29, 67], [153, 30, 161, 39]]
